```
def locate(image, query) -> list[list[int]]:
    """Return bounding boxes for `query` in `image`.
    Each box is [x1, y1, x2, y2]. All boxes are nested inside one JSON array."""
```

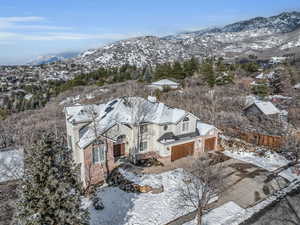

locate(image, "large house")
[[65, 96, 219, 186]]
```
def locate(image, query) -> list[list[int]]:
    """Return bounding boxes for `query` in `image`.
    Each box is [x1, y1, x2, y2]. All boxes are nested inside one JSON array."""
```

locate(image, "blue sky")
[[0, 0, 299, 65]]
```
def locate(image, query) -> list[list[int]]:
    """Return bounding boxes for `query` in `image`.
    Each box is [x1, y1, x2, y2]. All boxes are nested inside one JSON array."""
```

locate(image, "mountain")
[[67, 11, 300, 69], [27, 51, 80, 65]]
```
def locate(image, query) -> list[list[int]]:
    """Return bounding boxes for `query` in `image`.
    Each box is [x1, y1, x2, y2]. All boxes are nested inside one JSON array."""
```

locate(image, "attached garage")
[[171, 142, 194, 161], [204, 137, 216, 151]]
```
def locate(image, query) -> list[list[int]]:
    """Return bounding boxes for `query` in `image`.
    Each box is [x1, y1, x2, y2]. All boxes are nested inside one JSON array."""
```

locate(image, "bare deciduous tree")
[[123, 96, 153, 163], [178, 154, 224, 225], [85, 105, 110, 186]]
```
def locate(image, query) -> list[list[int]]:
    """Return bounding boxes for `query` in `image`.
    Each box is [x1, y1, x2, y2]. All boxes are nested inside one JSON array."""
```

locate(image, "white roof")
[[76, 97, 188, 149], [255, 71, 274, 79], [197, 122, 216, 136], [151, 79, 179, 86], [294, 83, 300, 89], [248, 101, 280, 115]]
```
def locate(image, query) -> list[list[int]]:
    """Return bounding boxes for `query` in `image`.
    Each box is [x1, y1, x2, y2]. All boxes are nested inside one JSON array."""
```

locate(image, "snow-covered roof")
[[76, 97, 189, 149], [245, 95, 257, 106], [151, 79, 179, 86], [294, 83, 300, 89], [65, 104, 103, 124], [255, 71, 274, 79], [246, 101, 280, 115], [196, 121, 216, 136]]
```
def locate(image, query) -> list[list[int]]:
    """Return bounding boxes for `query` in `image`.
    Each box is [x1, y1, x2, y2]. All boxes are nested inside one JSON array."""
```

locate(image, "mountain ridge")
[[28, 11, 300, 69]]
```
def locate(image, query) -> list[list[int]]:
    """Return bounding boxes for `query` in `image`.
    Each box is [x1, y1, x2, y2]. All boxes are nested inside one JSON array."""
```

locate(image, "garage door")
[[204, 137, 216, 151], [171, 142, 194, 161]]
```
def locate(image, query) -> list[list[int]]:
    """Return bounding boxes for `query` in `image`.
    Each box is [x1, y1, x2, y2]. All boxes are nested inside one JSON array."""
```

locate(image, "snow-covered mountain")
[[28, 51, 80, 65], [67, 11, 300, 69]]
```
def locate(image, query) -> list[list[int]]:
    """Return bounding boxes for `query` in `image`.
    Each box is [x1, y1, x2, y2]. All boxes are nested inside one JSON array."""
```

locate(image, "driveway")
[[216, 158, 288, 209]]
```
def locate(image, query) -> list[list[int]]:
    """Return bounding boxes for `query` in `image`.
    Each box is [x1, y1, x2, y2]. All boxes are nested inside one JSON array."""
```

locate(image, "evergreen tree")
[[143, 66, 152, 82], [183, 57, 199, 77], [201, 61, 216, 88], [16, 132, 89, 225], [270, 72, 283, 94], [172, 61, 185, 79]]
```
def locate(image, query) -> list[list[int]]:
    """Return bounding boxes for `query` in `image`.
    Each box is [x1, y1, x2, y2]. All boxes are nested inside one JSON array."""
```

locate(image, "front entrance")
[[113, 143, 125, 158], [204, 137, 216, 151], [171, 142, 194, 161]]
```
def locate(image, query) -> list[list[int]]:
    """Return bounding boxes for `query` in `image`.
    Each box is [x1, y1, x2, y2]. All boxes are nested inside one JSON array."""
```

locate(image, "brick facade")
[[83, 139, 116, 186]]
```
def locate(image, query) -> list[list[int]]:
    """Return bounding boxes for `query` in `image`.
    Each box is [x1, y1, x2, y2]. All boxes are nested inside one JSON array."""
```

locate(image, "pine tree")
[[172, 61, 185, 79], [16, 132, 89, 225], [201, 61, 216, 88], [143, 66, 152, 82], [270, 72, 283, 94]]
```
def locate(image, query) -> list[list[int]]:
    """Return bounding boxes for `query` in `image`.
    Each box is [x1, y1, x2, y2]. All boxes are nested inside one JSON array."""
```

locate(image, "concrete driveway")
[[215, 157, 288, 209]]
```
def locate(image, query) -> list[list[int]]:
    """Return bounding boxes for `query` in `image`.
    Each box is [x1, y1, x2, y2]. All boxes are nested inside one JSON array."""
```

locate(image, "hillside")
[[68, 11, 300, 68]]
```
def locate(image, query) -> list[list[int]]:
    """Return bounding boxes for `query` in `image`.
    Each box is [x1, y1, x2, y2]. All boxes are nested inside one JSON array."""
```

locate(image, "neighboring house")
[[147, 79, 179, 90], [294, 83, 300, 89], [255, 72, 275, 80], [243, 101, 281, 117], [65, 96, 219, 186]]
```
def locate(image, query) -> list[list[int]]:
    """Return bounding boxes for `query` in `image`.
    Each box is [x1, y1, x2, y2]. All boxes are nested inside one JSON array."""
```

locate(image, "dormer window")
[[182, 117, 189, 132]]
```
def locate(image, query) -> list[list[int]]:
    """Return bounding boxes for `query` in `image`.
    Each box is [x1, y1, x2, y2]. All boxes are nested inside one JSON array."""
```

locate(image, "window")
[[140, 141, 148, 152], [92, 145, 106, 164], [140, 125, 148, 134], [164, 125, 168, 131], [92, 147, 99, 164], [182, 117, 189, 132], [68, 135, 73, 150]]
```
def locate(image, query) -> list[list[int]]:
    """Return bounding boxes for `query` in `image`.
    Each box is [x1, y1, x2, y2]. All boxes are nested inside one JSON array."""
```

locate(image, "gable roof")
[[72, 97, 190, 149], [245, 101, 280, 115], [196, 122, 216, 136], [151, 79, 179, 86]]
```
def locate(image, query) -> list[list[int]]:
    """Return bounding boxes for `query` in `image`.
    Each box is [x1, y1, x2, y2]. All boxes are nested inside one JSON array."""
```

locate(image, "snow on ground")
[[119, 168, 165, 189], [85, 168, 195, 225], [184, 201, 245, 225], [0, 149, 23, 183], [223, 150, 300, 182]]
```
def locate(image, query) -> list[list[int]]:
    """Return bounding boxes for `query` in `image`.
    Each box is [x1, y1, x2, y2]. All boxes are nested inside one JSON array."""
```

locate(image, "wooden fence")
[[220, 127, 283, 149]]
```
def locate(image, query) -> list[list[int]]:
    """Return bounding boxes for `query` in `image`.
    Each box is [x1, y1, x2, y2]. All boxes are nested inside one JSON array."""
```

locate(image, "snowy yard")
[[84, 168, 198, 225], [0, 149, 23, 183], [223, 150, 300, 182], [184, 201, 245, 225]]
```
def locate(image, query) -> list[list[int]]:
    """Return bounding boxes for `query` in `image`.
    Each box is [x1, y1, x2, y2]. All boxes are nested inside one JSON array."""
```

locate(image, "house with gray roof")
[[64, 96, 219, 186], [147, 79, 180, 90], [243, 100, 281, 117]]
